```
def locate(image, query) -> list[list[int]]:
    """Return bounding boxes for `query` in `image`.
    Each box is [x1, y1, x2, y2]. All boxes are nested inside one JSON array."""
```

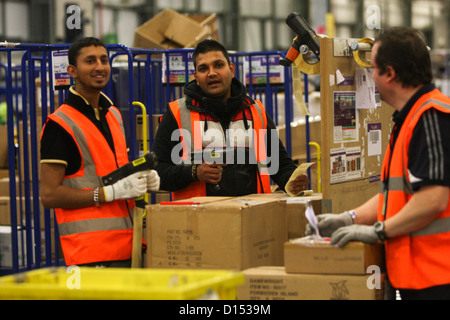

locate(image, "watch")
[[374, 221, 387, 241]]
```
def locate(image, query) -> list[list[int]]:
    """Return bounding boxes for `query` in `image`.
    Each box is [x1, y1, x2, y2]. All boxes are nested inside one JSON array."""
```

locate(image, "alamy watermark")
[[366, 5, 381, 30], [170, 128, 280, 175], [66, 265, 81, 289], [66, 4, 82, 30], [366, 265, 383, 289]]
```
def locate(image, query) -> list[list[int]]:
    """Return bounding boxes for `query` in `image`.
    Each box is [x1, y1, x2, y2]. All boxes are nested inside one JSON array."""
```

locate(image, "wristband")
[[94, 187, 101, 207], [192, 164, 199, 181]]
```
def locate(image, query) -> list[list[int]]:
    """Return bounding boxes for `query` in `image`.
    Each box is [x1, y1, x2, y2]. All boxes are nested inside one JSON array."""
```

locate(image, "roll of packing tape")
[[352, 37, 374, 68], [293, 34, 325, 75], [294, 52, 320, 75]]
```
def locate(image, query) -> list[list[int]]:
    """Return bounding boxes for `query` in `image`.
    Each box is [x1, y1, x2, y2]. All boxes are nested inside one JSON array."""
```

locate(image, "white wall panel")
[[5, 1, 29, 40]]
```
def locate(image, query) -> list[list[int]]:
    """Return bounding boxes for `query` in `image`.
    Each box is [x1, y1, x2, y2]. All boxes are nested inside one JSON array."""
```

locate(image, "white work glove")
[[103, 171, 147, 202], [144, 170, 160, 192], [305, 211, 354, 237]]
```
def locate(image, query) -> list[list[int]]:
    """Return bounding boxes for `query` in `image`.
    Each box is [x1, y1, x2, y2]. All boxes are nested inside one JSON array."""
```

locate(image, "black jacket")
[[151, 78, 297, 196]]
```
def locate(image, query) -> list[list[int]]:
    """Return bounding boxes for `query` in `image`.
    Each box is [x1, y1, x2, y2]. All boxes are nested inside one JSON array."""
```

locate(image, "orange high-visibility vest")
[[169, 98, 271, 200], [378, 88, 450, 289], [44, 102, 133, 266]]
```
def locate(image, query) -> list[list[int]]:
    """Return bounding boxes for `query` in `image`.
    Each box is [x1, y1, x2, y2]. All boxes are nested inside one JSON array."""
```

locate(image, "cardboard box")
[[35, 78, 60, 113], [0, 196, 50, 227], [0, 170, 8, 179], [0, 226, 29, 268], [18, 119, 44, 181], [0, 177, 29, 197], [134, 9, 215, 49], [284, 237, 385, 275], [187, 13, 219, 41], [237, 266, 385, 300], [242, 193, 323, 239], [0, 178, 11, 197], [0, 224, 57, 267], [146, 197, 287, 270], [277, 120, 321, 162], [0, 125, 8, 169]]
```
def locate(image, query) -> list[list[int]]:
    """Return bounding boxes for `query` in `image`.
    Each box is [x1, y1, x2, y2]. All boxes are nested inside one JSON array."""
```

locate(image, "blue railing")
[[0, 42, 307, 274]]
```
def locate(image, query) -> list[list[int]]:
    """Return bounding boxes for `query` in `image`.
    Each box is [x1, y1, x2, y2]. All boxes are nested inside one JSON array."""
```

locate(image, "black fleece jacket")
[[151, 78, 297, 196]]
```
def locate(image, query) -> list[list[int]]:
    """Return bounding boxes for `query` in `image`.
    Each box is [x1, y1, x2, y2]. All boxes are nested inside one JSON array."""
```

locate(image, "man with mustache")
[[40, 37, 160, 267], [152, 39, 308, 199]]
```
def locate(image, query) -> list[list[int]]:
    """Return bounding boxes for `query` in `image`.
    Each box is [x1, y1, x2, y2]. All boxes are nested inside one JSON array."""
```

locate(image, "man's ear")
[[230, 62, 236, 78], [193, 71, 199, 85], [67, 64, 77, 79], [384, 66, 396, 82]]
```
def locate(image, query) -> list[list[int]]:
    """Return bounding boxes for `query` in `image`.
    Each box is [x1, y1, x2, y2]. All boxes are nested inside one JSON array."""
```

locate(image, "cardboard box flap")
[[163, 15, 206, 47], [134, 9, 217, 49], [201, 197, 284, 210]]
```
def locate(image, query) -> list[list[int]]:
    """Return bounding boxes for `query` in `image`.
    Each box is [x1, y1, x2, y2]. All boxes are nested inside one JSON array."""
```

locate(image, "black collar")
[[392, 83, 436, 128], [65, 87, 113, 119]]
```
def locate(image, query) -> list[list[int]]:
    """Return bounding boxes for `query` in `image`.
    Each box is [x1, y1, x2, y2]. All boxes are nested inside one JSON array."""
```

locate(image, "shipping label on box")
[[146, 197, 287, 270], [237, 266, 385, 300], [284, 236, 385, 275]]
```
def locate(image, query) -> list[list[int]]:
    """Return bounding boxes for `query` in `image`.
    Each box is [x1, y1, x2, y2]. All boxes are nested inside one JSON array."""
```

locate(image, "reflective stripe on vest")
[[58, 216, 133, 236], [46, 104, 133, 266], [169, 98, 271, 199], [378, 89, 450, 289]]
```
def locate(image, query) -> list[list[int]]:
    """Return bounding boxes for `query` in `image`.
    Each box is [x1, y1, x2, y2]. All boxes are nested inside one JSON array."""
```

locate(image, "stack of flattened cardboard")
[[238, 233, 386, 300]]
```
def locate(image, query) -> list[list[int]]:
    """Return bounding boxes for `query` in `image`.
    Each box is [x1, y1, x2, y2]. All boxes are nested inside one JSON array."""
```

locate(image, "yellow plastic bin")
[[0, 267, 245, 300]]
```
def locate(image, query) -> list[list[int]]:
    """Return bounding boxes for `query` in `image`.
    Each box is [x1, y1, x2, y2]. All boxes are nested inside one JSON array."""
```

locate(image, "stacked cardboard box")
[[238, 236, 385, 300], [144, 192, 324, 269], [242, 192, 324, 239], [144, 196, 287, 270]]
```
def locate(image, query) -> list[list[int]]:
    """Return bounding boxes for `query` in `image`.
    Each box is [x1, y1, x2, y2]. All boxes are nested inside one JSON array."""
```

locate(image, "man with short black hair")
[[152, 39, 309, 199], [40, 37, 160, 267]]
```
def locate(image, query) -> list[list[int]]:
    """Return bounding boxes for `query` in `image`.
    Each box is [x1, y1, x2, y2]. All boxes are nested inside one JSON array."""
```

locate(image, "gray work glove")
[[305, 212, 354, 237], [331, 224, 379, 247]]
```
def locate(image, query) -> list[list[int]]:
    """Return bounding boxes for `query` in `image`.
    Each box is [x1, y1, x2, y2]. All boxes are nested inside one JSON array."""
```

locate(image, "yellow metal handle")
[[132, 101, 148, 154], [308, 142, 321, 193], [132, 101, 149, 215]]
